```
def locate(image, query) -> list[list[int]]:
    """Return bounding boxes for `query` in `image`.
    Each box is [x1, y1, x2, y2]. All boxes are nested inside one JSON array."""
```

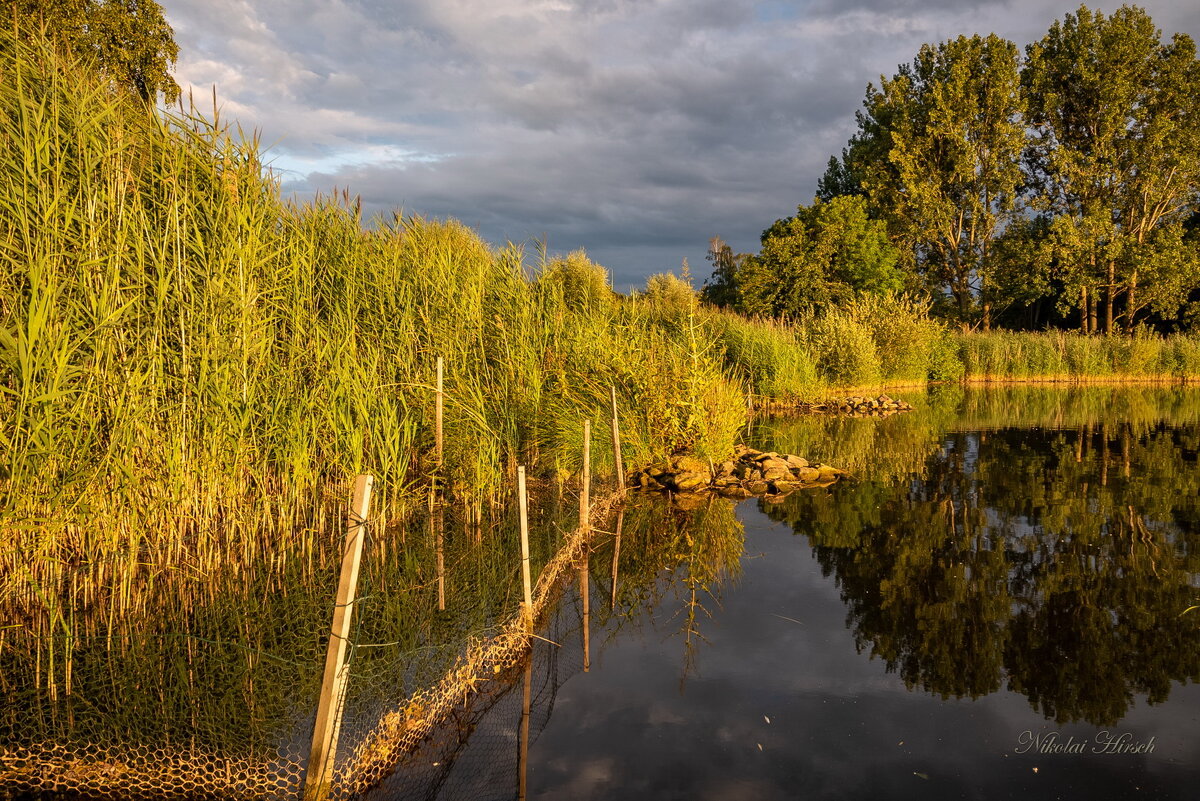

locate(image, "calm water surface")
[[5, 387, 1200, 800], [376, 386, 1200, 800]]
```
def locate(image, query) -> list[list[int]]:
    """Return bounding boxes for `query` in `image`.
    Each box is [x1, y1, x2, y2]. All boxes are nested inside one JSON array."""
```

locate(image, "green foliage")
[[844, 295, 948, 383], [853, 33, 1025, 325], [1023, 4, 1200, 332], [817, 5, 1200, 334], [718, 195, 902, 318], [803, 309, 883, 388], [707, 311, 820, 399], [927, 336, 966, 382], [6, 0, 180, 102]]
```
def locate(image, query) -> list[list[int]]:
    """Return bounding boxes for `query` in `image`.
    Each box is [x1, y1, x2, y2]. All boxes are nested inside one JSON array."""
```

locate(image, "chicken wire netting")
[[0, 488, 617, 801]]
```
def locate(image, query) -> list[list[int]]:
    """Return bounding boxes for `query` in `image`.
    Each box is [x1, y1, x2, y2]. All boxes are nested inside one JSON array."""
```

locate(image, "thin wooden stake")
[[518, 466, 533, 627], [305, 475, 373, 801], [610, 387, 625, 498], [435, 357, 444, 470], [580, 419, 591, 534]]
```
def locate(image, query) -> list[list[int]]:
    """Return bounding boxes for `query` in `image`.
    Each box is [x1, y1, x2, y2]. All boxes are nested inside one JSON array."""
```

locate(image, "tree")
[[724, 195, 902, 318], [1023, 4, 1200, 332], [700, 236, 746, 308], [852, 33, 1026, 329], [6, 0, 180, 103], [815, 150, 864, 202]]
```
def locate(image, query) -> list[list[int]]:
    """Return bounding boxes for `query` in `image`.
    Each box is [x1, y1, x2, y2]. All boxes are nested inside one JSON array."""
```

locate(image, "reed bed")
[[956, 330, 1200, 383], [0, 34, 745, 615]]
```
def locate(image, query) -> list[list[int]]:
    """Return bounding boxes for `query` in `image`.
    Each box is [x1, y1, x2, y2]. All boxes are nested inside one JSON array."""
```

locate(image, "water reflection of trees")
[[765, 422, 1200, 725]]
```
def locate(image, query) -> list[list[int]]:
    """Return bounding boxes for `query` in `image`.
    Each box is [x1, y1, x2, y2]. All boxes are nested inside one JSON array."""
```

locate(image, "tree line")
[[704, 4, 1200, 335]]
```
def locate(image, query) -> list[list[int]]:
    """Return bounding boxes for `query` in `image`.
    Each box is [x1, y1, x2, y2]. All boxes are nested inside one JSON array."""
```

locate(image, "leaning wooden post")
[[580, 419, 591, 534], [610, 387, 624, 498], [304, 474, 373, 801], [518, 466, 533, 630]]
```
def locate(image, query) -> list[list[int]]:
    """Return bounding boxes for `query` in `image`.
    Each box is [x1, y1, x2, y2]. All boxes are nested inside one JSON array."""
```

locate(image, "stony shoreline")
[[629, 444, 847, 499], [757, 393, 914, 417]]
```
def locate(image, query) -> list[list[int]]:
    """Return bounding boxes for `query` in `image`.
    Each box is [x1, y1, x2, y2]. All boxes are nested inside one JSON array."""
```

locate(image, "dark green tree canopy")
[[1022, 3, 1200, 332], [786, 4, 1200, 334], [852, 33, 1026, 328], [706, 196, 902, 318], [6, 0, 179, 102]]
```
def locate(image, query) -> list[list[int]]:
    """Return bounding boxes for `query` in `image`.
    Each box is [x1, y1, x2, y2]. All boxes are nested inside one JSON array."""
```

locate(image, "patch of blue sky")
[[265, 143, 445, 179]]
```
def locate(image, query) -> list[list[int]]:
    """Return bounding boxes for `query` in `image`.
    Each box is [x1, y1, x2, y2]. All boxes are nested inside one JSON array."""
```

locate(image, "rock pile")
[[629, 444, 846, 499], [804, 394, 913, 416]]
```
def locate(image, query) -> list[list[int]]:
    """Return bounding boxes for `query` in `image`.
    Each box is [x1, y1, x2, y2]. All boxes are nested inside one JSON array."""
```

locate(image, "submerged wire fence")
[[0, 486, 622, 801]]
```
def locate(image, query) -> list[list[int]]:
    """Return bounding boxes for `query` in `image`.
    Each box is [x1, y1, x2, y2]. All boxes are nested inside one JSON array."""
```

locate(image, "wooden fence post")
[[518, 657, 532, 801], [610, 387, 625, 498], [580, 419, 591, 534], [435, 357, 444, 472], [304, 475, 373, 801], [518, 466, 533, 628]]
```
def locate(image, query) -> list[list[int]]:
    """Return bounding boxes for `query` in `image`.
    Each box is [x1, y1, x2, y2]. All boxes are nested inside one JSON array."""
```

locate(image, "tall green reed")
[[0, 33, 750, 634]]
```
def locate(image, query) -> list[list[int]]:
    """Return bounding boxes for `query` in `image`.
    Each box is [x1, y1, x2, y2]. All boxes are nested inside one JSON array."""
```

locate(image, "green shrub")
[[844, 295, 945, 383], [804, 309, 883, 387]]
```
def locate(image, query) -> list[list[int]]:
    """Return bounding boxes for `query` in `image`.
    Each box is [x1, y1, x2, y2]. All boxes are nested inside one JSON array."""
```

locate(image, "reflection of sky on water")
[[522, 500, 1200, 801]]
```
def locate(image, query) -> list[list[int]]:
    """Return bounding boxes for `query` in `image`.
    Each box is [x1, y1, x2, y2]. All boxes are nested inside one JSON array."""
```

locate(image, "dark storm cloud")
[[163, 0, 1200, 284]]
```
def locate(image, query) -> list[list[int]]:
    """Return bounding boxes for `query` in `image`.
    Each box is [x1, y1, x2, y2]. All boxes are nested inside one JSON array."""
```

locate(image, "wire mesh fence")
[[0, 486, 620, 801]]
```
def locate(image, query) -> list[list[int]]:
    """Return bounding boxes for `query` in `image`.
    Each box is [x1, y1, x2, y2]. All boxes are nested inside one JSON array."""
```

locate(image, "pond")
[[3, 386, 1199, 800], [370, 385, 1200, 801]]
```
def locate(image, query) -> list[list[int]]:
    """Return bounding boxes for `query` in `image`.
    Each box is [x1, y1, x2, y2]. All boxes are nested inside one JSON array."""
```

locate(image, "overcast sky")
[[161, 0, 1200, 291]]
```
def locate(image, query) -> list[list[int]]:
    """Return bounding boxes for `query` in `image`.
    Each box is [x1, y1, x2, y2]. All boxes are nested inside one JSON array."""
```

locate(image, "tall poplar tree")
[[1023, 4, 1200, 332], [852, 33, 1026, 329]]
